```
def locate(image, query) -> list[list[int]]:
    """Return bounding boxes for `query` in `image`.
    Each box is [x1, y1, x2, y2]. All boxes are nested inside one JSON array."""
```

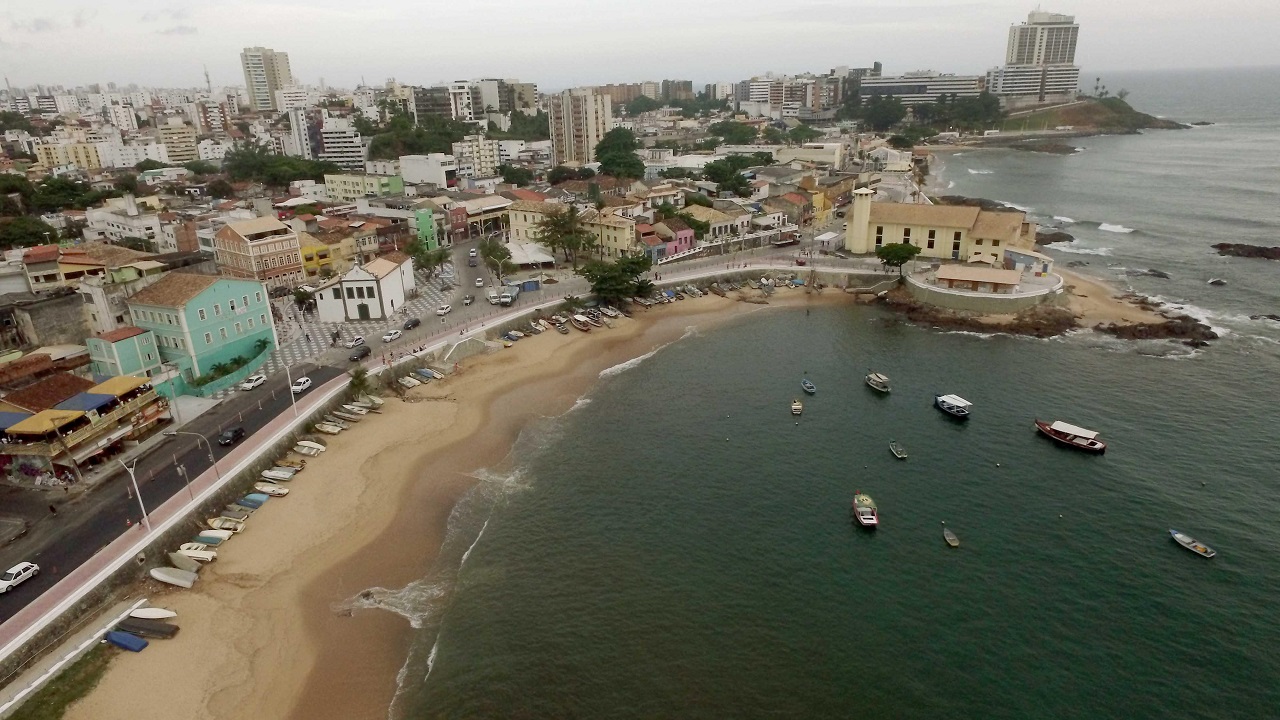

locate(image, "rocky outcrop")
[[1251, 314, 1280, 322], [1036, 230, 1075, 246], [1008, 141, 1078, 155], [1093, 315, 1218, 347], [1212, 243, 1280, 260], [1124, 268, 1171, 279], [935, 195, 1008, 211], [881, 288, 1076, 338]]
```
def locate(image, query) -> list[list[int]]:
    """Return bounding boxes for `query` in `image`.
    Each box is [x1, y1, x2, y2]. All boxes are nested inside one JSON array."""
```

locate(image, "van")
[[487, 290, 501, 305]]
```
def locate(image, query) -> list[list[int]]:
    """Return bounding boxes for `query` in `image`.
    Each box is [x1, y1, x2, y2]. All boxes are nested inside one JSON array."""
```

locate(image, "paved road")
[[0, 364, 343, 624]]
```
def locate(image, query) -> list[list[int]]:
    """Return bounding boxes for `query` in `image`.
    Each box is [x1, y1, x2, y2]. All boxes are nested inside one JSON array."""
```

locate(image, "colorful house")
[[86, 326, 162, 379], [653, 217, 696, 257], [125, 273, 278, 379]]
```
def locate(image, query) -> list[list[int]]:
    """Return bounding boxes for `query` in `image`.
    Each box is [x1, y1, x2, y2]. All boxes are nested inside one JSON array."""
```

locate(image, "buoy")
[[996, 463, 1001, 468], [1059, 514, 1063, 518]]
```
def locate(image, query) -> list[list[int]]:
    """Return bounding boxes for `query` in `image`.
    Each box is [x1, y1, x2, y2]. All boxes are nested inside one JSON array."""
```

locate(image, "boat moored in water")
[[790, 399, 803, 416], [1035, 419, 1106, 453], [935, 394, 972, 419], [942, 522, 959, 547], [889, 441, 908, 459], [852, 493, 879, 528], [801, 379, 816, 395], [865, 372, 891, 393], [1170, 529, 1216, 558]]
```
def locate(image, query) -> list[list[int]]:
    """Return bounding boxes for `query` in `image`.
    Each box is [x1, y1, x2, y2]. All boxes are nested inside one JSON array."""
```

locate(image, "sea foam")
[[1001, 201, 1033, 212], [967, 169, 993, 175], [1053, 216, 1076, 224], [1050, 242, 1113, 256], [1098, 223, 1135, 233]]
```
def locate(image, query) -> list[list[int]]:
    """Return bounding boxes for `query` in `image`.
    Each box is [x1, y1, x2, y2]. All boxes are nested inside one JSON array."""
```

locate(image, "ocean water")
[[386, 68, 1280, 718]]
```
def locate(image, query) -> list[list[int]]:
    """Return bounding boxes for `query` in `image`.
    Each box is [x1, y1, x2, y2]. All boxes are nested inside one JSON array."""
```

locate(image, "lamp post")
[[175, 464, 194, 501], [162, 430, 220, 479], [282, 364, 301, 417], [118, 459, 150, 530]]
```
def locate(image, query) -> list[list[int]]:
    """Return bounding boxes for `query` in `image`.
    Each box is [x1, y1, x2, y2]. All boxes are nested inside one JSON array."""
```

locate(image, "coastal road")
[[0, 364, 342, 624]]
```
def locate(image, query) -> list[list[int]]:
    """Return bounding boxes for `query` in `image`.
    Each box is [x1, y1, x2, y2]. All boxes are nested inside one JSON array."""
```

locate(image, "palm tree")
[[534, 205, 593, 269], [348, 366, 372, 396]]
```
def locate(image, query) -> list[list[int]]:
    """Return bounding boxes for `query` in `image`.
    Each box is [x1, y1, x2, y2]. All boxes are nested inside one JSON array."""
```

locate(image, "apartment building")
[[450, 135, 501, 178], [241, 46, 293, 112], [859, 72, 984, 104], [986, 10, 1081, 105], [158, 120, 198, 163], [213, 216, 304, 289], [322, 173, 405, 203], [318, 116, 367, 170], [549, 88, 612, 165]]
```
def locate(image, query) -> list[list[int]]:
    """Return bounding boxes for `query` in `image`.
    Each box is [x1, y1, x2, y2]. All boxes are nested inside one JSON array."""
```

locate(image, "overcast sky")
[[3, 0, 1278, 92]]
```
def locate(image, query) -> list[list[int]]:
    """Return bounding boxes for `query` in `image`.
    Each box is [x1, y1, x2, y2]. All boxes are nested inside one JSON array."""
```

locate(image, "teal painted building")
[[86, 326, 163, 379], [126, 273, 278, 379], [414, 207, 439, 250]]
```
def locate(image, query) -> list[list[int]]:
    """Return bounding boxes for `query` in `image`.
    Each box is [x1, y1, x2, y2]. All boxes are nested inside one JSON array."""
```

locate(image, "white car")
[[475, 277, 485, 287], [382, 329, 402, 343], [436, 304, 452, 316], [468, 248, 478, 258], [0, 562, 38, 593], [240, 374, 267, 391], [344, 336, 364, 348], [291, 376, 313, 394]]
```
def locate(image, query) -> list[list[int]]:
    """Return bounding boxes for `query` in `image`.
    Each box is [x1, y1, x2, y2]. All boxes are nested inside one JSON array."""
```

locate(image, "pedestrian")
[[305, 333, 310, 341], [48, 504, 57, 516]]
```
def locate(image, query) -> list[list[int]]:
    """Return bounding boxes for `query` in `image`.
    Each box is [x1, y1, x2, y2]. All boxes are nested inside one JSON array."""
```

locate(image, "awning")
[[6, 409, 85, 435], [88, 376, 149, 398], [0, 411, 32, 431], [54, 393, 116, 413], [69, 425, 132, 464]]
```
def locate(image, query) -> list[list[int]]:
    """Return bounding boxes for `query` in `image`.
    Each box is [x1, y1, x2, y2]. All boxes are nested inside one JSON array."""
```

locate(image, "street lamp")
[[282, 363, 300, 418], [175, 464, 194, 501], [118, 459, 150, 530], [162, 430, 221, 479]]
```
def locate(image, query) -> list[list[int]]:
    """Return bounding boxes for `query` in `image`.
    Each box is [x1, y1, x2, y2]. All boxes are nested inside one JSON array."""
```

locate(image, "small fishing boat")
[[293, 444, 321, 457], [219, 508, 251, 521], [416, 368, 437, 380], [356, 394, 385, 407], [180, 543, 214, 553], [865, 372, 891, 393], [710, 284, 727, 297], [1169, 529, 1216, 558], [275, 457, 306, 469], [340, 404, 369, 415], [314, 423, 343, 435], [570, 315, 591, 332], [348, 399, 374, 409], [297, 440, 326, 452], [581, 313, 603, 328], [791, 399, 803, 416], [116, 618, 179, 640], [167, 553, 202, 574], [105, 630, 148, 652], [1035, 420, 1106, 453], [942, 522, 959, 548], [176, 548, 217, 563], [852, 493, 879, 528], [244, 492, 271, 506], [801, 379, 816, 395], [129, 607, 177, 621], [555, 322, 570, 335], [149, 567, 197, 589], [397, 376, 421, 389], [262, 468, 295, 482], [422, 368, 445, 380], [935, 394, 972, 419], [889, 441, 907, 459], [206, 517, 245, 533], [323, 416, 350, 430], [254, 482, 290, 496], [190, 534, 228, 547]]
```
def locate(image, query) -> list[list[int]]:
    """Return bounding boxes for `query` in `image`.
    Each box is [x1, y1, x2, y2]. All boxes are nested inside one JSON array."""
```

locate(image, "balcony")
[[4, 390, 162, 457]]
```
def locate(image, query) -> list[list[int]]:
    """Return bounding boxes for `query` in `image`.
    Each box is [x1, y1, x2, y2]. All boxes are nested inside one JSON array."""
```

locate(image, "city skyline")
[[3, 0, 1277, 91]]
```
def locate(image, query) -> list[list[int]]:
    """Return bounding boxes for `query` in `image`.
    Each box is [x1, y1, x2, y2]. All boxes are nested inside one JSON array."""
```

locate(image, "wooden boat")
[[322, 416, 350, 429], [254, 482, 290, 496], [244, 492, 271, 506], [416, 369, 437, 380], [219, 508, 251, 521], [889, 441, 907, 459], [356, 394, 385, 407], [116, 617, 179, 640], [348, 399, 374, 409], [331, 411, 361, 423], [105, 630, 148, 652], [176, 548, 217, 563], [262, 468, 295, 482], [397, 376, 421, 389], [790, 399, 803, 416], [865, 372, 891, 393], [275, 457, 306, 469], [1169, 529, 1216, 558], [340, 404, 369, 415], [801, 379, 816, 395], [581, 313, 603, 327], [710, 284, 727, 297], [206, 517, 245, 533], [167, 553, 202, 574], [314, 422, 343, 435], [129, 607, 177, 621], [555, 322, 570, 334], [935, 394, 972, 419], [149, 567, 197, 589], [180, 542, 214, 553], [852, 493, 879, 528], [297, 440, 327, 452], [293, 444, 322, 457], [570, 315, 591, 332], [190, 534, 228, 547], [1035, 420, 1106, 453], [942, 522, 959, 547]]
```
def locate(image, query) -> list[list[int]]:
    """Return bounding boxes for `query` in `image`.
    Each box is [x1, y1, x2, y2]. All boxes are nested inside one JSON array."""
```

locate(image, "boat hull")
[[1034, 420, 1106, 454], [1170, 529, 1216, 558]]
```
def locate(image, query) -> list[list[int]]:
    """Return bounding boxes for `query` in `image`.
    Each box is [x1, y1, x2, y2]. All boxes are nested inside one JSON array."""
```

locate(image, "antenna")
[[204, 65, 212, 94]]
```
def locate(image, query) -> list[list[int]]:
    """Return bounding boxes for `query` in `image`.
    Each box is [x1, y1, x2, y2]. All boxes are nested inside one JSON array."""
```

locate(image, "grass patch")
[[9, 644, 116, 720]]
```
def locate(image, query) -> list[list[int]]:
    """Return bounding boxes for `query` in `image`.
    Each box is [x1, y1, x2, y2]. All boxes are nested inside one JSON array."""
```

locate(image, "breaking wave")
[[967, 169, 993, 175], [1098, 223, 1135, 233], [1053, 216, 1076, 224], [1050, 242, 1113, 256]]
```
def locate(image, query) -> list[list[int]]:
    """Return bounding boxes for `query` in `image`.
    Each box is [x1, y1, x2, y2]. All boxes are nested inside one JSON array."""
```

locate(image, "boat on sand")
[[150, 567, 197, 589], [130, 607, 177, 620]]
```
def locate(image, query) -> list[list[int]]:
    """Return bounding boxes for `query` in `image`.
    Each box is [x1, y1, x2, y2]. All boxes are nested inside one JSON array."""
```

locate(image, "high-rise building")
[[240, 46, 293, 112], [158, 119, 199, 163], [450, 135, 501, 178], [285, 107, 314, 160], [549, 88, 612, 166], [987, 11, 1080, 105], [660, 80, 694, 102], [318, 115, 366, 170]]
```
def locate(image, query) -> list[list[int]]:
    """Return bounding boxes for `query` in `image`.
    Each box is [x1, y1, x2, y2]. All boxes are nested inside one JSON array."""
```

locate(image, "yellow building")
[[843, 188, 1037, 264], [299, 231, 359, 280], [506, 200, 565, 242], [34, 143, 102, 170], [584, 210, 637, 259]]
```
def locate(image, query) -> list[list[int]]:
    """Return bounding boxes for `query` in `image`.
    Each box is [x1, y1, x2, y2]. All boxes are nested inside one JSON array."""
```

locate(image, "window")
[[333, 289, 341, 300], [255, 291, 262, 303], [992, 239, 1001, 247], [243, 295, 249, 308], [903, 228, 911, 244], [367, 286, 376, 299], [874, 225, 884, 248], [229, 299, 236, 312], [248, 318, 254, 328], [927, 229, 936, 249], [356, 287, 365, 299], [235, 322, 243, 334], [146, 353, 152, 361], [219, 328, 227, 339], [345, 287, 355, 299], [975, 238, 984, 245], [214, 303, 222, 316], [204, 332, 212, 344], [177, 338, 184, 349], [954, 231, 962, 243], [260, 313, 267, 325]]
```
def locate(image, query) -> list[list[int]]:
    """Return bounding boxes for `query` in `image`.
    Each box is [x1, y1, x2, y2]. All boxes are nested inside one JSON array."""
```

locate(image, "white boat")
[[398, 376, 421, 388], [341, 404, 369, 415], [150, 567, 198, 589], [865, 372, 891, 393], [942, 522, 959, 548], [323, 416, 351, 429], [167, 553, 202, 574], [791, 399, 803, 416], [935, 394, 972, 419], [852, 493, 879, 528], [176, 548, 217, 563], [293, 444, 322, 457], [297, 440, 327, 452], [129, 607, 177, 620], [261, 469, 295, 482], [254, 482, 290, 496], [331, 410, 362, 422], [356, 394, 384, 407], [180, 543, 213, 553], [1035, 420, 1107, 453], [314, 423, 343, 435], [206, 517, 245, 533], [1170, 529, 1216, 558]]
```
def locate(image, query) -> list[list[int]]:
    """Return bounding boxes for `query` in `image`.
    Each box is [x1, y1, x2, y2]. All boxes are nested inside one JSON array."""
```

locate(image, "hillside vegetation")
[[1001, 97, 1185, 133]]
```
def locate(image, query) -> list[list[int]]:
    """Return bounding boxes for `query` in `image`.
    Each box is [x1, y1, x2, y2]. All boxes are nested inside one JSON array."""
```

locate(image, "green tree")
[[548, 165, 595, 184], [594, 128, 645, 179], [207, 178, 235, 198], [184, 160, 219, 176], [366, 114, 475, 160], [682, 193, 712, 208], [887, 135, 914, 150], [0, 216, 58, 248], [498, 164, 534, 187], [788, 125, 823, 144], [348, 366, 372, 396], [478, 237, 516, 280], [875, 242, 922, 275], [763, 126, 786, 144], [702, 159, 751, 197], [290, 204, 320, 216], [707, 121, 758, 145], [487, 111, 551, 141], [405, 239, 449, 276], [533, 205, 592, 268], [31, 177, 118, 212], [223, 143, 341, 187], [134, 159, 168, 172], [624, 96, 662, 115], [0, 111, 34, 133], [863, 96, 907, 132], [578, 254, 653, 305], [114, 174, 140, 194], [293, 288, 315, 310]]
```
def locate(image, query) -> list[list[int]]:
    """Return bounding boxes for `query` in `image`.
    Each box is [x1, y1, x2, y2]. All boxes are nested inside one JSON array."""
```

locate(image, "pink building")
[[654, 217, 695, 257]]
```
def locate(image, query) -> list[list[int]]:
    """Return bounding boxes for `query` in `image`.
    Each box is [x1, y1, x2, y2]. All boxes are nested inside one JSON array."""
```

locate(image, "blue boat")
[[105, 630, 148, 652], [243, 493, 271, 505], [801, 379, 816, 395]]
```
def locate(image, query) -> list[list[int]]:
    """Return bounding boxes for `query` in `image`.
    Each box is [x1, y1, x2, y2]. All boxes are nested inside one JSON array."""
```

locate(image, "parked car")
[[291, 377, 313, 394], [218, 427, 246, 446], [0, 562, 38, 593], [436, 304, 452, 316], [382, 329, 403, 343], [344, 336, 364, 348], [463, 294, 474, 306], [468, 248, 478, 258], [404, 317, 421, 330], [349, 345, 372, 361], [240, 374, 267, 391], [475, 277, 485, 287], [467, 257, 478, 267]]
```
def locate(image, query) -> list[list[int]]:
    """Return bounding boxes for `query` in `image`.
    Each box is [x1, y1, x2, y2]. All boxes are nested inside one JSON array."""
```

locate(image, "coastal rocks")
[[1124, 268, 1171, 279], [1250, 314, 1280, 323], [882, 289, 1076, 338], [1009, 141, 1078, 155], [1036, 230, 1075, 246], [1093, 315, 1218, 347], [1207, 278, 1227, 286], [935, 195, 1009, 212], [1211, 243, 1280, 260], [1191, 121, 1214, 126], [1065, 261, 1090, 268]]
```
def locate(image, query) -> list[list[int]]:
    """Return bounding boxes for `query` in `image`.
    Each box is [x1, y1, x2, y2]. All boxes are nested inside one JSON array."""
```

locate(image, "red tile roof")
[[508, 188, 549, 202], [95, 326, 147, 343], [2, 372, 96, 412], [22, 245, 60, 264]]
